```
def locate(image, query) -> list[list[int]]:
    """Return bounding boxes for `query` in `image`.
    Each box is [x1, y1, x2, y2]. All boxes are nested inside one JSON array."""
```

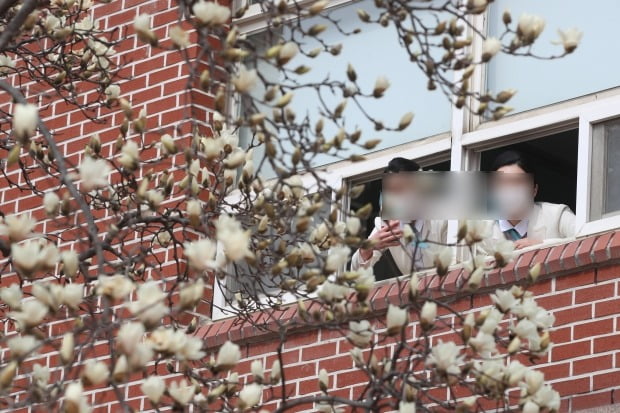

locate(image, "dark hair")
[[490, 150, 536, 182], [384, 157, 420, 173]]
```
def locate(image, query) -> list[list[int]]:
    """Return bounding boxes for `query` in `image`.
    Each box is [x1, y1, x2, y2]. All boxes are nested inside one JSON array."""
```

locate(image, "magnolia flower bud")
[[309, 0, 328, 14], [467, 267, 485, 290], [251, 360, 264, 383], [275, 92, 294, 108], [481, 37, 501, 61], [179, 278, 204, 309], [134, 14, 158, 46], [420, 301, 437, 329], [409, 273, 419, 298], [40, 194, 60, 221], [160, 134, 177, 155], [277, 42, 299, 65], [528, 262, 541, 282], [386, 304, 408, 335], [0, 362, 17, 388], [318, 368, 329, 392], [170, 25, 190, 48], [105, 85, 120, 103], [398, 112, 414, 130], [141, 375, 166, 405], [12, 103, 38, 142], [60, 332, 75, 364], [270, 359, 282, 384], [373, 76, 390, 97], [398, 401, 416, 413], [507, 336, 521, 354]]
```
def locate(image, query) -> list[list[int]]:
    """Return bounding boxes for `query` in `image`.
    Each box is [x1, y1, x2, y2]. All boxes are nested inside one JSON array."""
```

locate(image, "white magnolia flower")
[[318, 368, 329, 391], [11, 241, 42, 276], [325, 245, 351, 272], [170, 25, 190, 48], [491, 288, 518, 312], [318, 282, 350, 303], [64, 382, 90, 413], [465, 220, 491, 244], [223, 148, 246, 168], [127, 281, 169, 326], [104, 84, 120, 101], [184, 239, 219, 270], [0, 214, 36, 242], [373, 76, 390, 96], [347, 320, 372, 348], [141, 375, 166, 405], [125, 342, 153, 370], [12, 103, 38, 140], [523, 369, 545, 395], [270, 359, 282, 383], [517, 14, 546, 44], [32, 282, 61, 311], [179, 278, 205, 309], [0, 284, 22, 308], [513, 318, 538, 341], [278, 42, 299, 64], [216, 340, 241, 370], [505, 360, 527, 386], [60, 332, 75, 364], [79, 157, 111, 190], [61, 250, 79, 279], [251, 360, 264, 382], [192, 0, 231, 25], [468, 331, 496, 356], [345, 217, 361, 236], [232, 65, 258, 93], [386, 304, 408, 334], [62, 283, 84, 310], [399, 401, 416, 413], [8, 335, 39, 359], [32, 363, 50, 388], [134, 14, 157, 44], [433, 246, 453, 275], [489, 239, 514, 266], [482, 37, 502, 61], [480, 308, 503, 335], [239, 383, 262, 408], [82, 360, 109, 385], [420, 301, 437, 328], [160, 133, 177, 155], [169, 379, 195, 406], [522, 401, 540, 413], [215, 215, 252, 261], [532, 384, 560, 411], [96, 274, 135, 300], [553, 28, 583, 53], [8, 299, 48, 329], [0, 55, 16, 74], [117, 322, 145, 354], [426, 341, 463, 376], [43, 192, 60, 216], [119, 140, 140, 170]]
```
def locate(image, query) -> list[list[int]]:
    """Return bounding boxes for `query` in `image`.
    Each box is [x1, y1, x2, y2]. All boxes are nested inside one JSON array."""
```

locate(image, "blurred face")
[[381, 173, 417, 220], [492, 164, 537, 219]]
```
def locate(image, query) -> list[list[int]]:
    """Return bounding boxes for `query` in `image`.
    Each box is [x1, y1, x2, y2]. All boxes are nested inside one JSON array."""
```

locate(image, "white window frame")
[[210, 2, 620, 318]]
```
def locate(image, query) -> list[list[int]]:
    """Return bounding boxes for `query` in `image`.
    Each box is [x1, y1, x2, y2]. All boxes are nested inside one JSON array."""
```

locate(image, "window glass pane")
[[487, 0, 620, 114], [242, 0, 452, 178], [604, 120, 620, 214]]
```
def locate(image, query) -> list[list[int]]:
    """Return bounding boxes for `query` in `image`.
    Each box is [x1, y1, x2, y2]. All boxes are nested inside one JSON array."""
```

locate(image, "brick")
[[573, 319, 614, 340], [593, 335, 620, 353], [575, 236, 598, 266], [592, 232, 614, 262], [593, 371, 620, 391], [553, 376, 591, 396], [573, 354, 614, 375], [570, 391, 615, 411], [597, 265, 619, 282], [553, 303, 592, 326], [575, 283, 616, 304], [556, 270, 596, 291], [301, 342, 337, 361], [552, 340, 591, 362], [595, 298, 620, 317]]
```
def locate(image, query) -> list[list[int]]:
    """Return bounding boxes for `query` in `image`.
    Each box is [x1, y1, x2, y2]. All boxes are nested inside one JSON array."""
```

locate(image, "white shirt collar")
[[498, 219, 529, 236]]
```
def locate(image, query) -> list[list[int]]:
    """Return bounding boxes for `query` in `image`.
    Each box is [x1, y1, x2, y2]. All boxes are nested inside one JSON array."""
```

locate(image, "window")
[[487, 0, 620, 114], [591, 118, 620, 219]]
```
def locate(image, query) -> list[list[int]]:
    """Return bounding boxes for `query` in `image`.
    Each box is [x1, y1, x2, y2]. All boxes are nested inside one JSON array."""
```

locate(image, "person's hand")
[[514, 238, 542, 249], [359, 220, 403, 261]]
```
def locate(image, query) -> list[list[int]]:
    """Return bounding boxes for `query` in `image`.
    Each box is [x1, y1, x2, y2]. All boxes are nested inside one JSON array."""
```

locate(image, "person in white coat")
[[350, 158, 447, 276], [486, 150, 575, 249]]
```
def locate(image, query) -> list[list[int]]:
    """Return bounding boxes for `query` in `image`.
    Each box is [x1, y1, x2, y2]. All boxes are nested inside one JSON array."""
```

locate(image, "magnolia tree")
[[0, 0, 582, 411]]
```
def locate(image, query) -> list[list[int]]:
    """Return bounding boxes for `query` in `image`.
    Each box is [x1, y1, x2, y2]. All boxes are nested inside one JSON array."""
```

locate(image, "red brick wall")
[[194, 231, 620, 413]]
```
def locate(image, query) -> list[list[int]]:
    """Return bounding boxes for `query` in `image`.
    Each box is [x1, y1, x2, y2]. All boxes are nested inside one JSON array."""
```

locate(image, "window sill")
[[197, 229, 620, 350]]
